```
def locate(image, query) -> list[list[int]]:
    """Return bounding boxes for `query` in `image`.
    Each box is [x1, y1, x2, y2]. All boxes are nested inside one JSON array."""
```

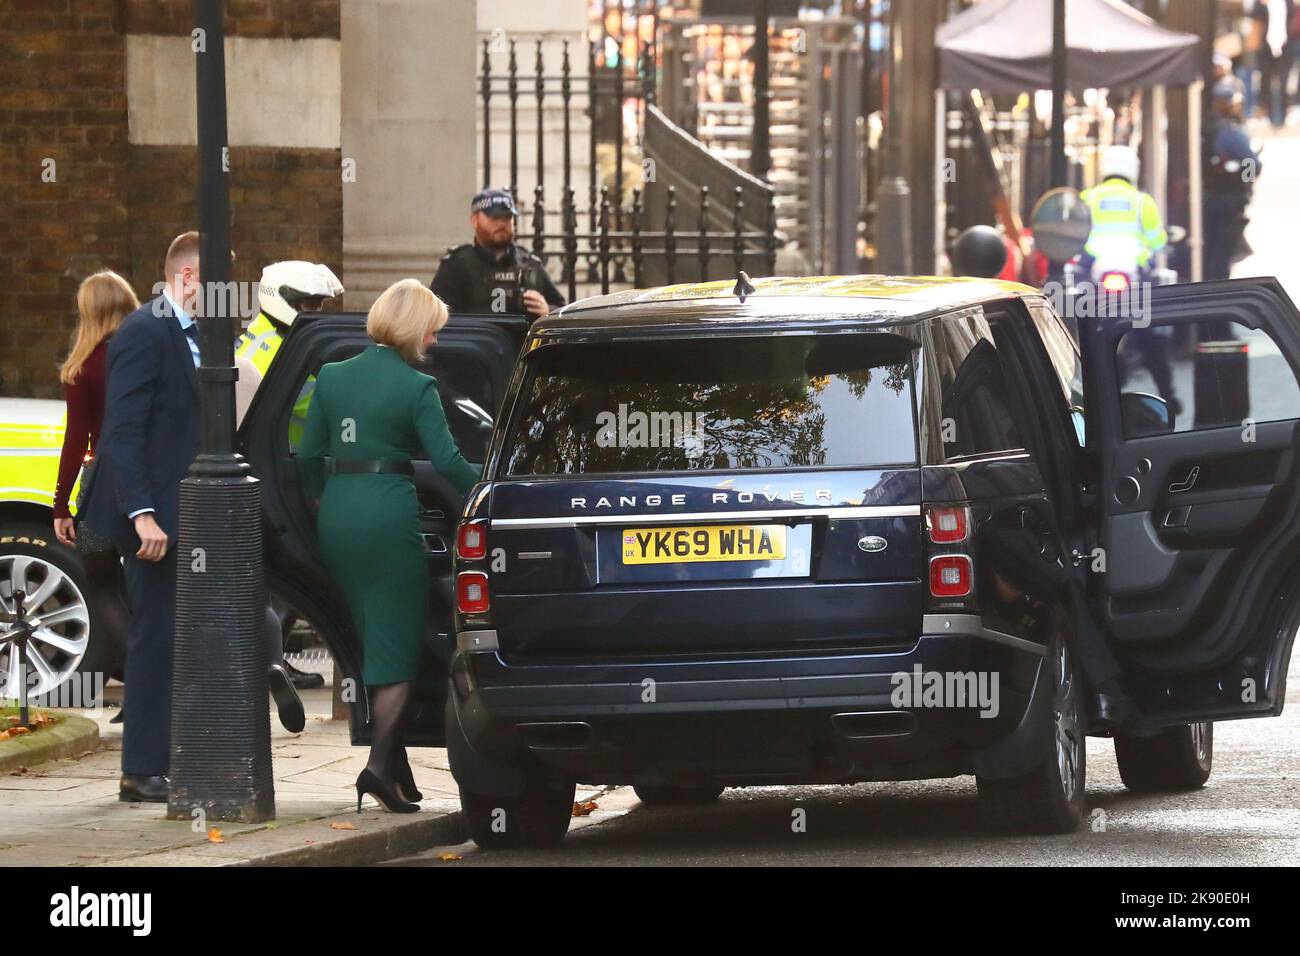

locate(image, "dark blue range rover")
[[444, 274, 1300, 847], [246, 274, 1300, 849]]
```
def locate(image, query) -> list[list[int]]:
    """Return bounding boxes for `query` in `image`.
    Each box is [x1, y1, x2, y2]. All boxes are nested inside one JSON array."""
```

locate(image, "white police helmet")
[[258, 260, 344, 327], [1100, 145, 1140, 184]]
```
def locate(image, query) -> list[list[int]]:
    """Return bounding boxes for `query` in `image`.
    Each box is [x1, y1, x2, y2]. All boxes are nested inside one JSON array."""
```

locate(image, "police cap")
[[471, 188, 518, 218]]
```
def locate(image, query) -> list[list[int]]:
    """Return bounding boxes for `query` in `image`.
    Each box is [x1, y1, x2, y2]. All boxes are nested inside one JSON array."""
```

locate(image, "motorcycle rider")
[[236, 260, 344, 449], [1079, 145, 1168, 278], [1081, 146, 1176, 412]]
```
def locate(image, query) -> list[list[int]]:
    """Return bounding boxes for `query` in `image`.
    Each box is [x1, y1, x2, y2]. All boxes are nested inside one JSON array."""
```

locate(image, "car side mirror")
[[1119, 391, 1174, 438]]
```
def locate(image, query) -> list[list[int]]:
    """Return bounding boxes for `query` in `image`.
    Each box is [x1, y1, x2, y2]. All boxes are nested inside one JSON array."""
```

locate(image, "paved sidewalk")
[[0, 686, 474, 867]]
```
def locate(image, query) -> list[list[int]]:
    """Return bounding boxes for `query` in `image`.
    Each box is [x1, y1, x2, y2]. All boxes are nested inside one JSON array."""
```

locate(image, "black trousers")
[[120, 549, 177, 777], [1203, 201, 1246, 283]]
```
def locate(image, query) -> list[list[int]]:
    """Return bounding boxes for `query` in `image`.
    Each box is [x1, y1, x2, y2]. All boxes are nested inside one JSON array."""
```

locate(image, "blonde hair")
[[61, 271, 139, 384], [365, 279, 448, 363]]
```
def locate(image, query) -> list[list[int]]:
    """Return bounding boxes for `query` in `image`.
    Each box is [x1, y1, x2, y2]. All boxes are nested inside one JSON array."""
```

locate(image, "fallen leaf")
[[6, 726, 30, 737], [572, 800, 599, 817], [9, 766, 28, 775], [329, 821, 357, 831], [437, 853, 462, 862], [207, 827, 225, 843]]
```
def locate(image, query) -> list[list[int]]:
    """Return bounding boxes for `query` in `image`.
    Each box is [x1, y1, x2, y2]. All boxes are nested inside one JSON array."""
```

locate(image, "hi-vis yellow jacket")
[[235, 312, 312, 448], [1079, 177, 1168, 268]]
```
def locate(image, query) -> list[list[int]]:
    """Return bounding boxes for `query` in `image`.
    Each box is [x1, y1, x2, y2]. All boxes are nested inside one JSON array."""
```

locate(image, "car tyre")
[[633, 783, 725, 806], [1113, 721, 1212, 793], [461, 778, 576, 849], [976, 634, 1086, 834]]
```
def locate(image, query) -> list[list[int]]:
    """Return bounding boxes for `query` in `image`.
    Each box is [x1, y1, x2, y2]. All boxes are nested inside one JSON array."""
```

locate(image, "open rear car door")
[[1081, 278, 1300, 724]]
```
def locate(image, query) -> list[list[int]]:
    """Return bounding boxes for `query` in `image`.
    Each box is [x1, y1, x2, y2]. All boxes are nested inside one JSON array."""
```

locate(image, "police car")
[[0, 398, 106, 701]]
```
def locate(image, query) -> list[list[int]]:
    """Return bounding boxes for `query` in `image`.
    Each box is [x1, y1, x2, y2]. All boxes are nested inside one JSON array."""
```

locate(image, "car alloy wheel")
[[1189, 719, 1210, 764], [1052, 637, 1083, 803], [0, 555, 91, 700]]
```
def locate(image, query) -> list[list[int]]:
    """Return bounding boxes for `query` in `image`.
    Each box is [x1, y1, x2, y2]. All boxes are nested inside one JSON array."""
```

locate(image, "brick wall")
[[127, 146, 343, 311], [0, 0, 341, 399], [124, 0, 340, 39], [0, 0, 130, 397]]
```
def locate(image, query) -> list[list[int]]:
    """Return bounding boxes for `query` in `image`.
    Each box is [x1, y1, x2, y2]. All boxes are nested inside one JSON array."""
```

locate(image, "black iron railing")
[[479, 35, 776, 298]]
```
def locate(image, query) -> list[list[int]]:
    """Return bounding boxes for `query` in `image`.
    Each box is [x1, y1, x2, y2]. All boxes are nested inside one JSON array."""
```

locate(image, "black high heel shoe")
[[355, 769, 419, 814], [395, 750, 423, 803]]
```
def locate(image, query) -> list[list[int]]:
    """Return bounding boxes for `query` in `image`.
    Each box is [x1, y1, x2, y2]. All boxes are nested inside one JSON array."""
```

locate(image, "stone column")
[[341, 0, 476, 309]]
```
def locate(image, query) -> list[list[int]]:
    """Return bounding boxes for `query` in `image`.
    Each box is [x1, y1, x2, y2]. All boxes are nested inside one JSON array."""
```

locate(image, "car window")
[[1027, 299, 1085, 445], [301, 340, 494, 463], [501, 332, 919, 476], [1115, 320, 1300, 438], [419, 350, 495, 463], [930, 312, 1022, 460]]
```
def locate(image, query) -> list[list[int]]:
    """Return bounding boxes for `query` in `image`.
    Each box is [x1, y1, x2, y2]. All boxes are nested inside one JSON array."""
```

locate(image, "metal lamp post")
[[877, 0, 913, 275], [166, 0, 274, 823], [1050, 0, 1068, 188], [751, 0, 772, 181]]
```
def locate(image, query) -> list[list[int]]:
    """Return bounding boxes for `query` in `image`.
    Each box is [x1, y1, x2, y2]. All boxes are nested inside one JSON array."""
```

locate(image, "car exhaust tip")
[[516, 721, 595, 750], [831, 711, 915, 740]]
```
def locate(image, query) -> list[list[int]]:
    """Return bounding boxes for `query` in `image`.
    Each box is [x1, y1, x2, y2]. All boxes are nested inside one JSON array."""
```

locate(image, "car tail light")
[[930, 555, 973, 598], [927, 505, 969, 544], [1100, 271, 1130, 293], [457, 571, 490, 614], [457, 521, 487, 560]]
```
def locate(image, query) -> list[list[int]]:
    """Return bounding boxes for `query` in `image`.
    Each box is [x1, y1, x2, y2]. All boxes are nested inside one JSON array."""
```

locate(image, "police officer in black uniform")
[[1204, 75, 1263, 283], [431, 188, 566, 320]]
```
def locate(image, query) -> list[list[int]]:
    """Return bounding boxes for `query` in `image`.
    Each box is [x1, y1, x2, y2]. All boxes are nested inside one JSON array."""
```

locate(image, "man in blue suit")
[[84, 233, 306, 803], [80, 231, 205, 801]]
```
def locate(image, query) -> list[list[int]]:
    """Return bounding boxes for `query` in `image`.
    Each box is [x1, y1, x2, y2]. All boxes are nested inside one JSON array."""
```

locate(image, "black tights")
[[365, 681, 412, 780]]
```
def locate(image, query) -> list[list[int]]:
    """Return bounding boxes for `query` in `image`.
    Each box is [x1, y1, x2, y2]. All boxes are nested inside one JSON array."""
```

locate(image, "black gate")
[[477, 33, 777, 301]]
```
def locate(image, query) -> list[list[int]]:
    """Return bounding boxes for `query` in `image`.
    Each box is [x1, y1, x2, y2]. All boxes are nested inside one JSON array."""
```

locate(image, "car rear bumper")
[[446, 614, 1054, 794]]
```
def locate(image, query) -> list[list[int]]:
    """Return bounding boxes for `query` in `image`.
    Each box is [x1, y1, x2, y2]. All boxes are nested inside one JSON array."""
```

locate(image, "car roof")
[[537, 274, 1039, 334]]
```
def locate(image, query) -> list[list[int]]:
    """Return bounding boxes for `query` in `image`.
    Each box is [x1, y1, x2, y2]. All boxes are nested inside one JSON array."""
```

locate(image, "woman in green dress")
[[299, 279, 480, 813]]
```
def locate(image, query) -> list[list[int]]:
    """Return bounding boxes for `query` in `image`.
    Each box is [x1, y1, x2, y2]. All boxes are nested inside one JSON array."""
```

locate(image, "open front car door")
[[240, 312, 523, 745]]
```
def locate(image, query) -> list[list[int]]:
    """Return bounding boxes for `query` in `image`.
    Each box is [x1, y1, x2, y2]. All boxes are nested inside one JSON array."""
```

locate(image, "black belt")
[[328, 458, 414, 476]]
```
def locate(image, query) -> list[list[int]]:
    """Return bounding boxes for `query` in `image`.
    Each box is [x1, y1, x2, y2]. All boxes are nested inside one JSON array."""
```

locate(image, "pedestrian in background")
[[53, 270, 138, 547], [298, 279, 479, 813], [1260, 0, 1295, 127], [55, 270, 138, 724]]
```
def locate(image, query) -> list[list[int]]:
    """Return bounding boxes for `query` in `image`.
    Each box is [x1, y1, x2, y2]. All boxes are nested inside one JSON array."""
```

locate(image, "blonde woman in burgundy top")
[[53, 271, 139, 546]]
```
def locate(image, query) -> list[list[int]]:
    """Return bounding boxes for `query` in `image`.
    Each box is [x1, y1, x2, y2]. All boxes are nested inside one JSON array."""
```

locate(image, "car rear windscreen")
[[501, 332, 918, 476]]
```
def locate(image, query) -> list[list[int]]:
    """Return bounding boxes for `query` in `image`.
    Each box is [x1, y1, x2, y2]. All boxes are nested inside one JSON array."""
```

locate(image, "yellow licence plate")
[[621, 525, 787, 565]]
